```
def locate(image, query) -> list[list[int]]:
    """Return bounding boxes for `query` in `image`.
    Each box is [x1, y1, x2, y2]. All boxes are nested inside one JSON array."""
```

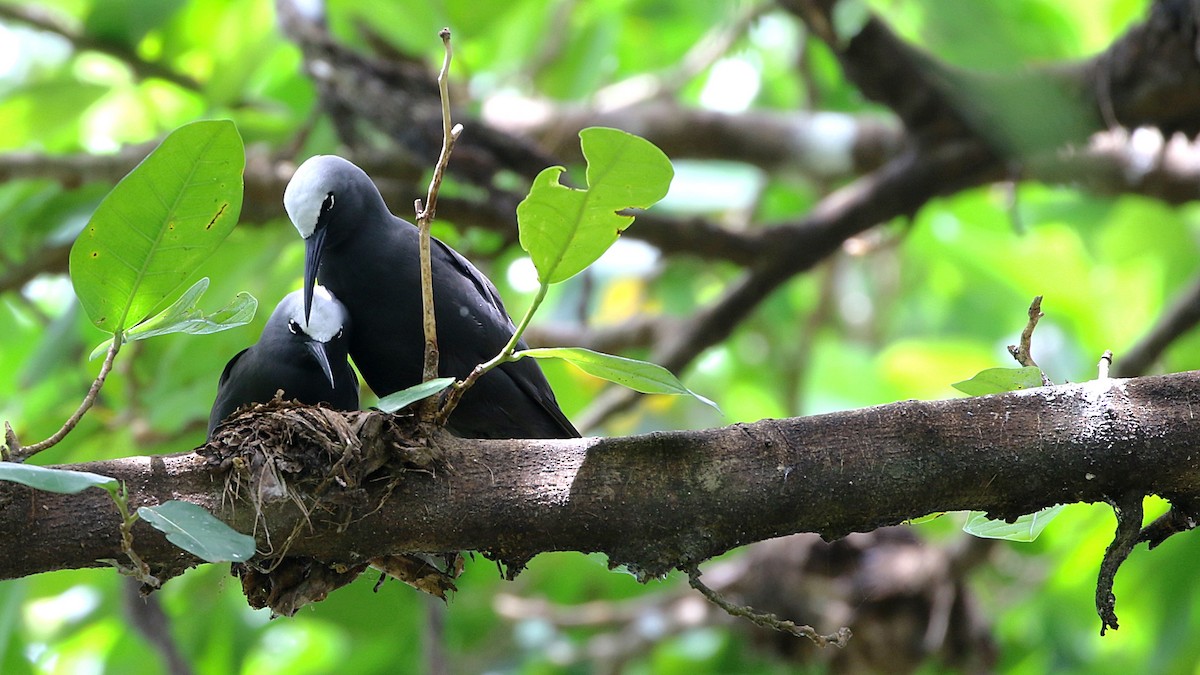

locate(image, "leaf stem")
[[3, 333, 122, 462], [415, 28, 465, 392], [437, 281, 550, 425]]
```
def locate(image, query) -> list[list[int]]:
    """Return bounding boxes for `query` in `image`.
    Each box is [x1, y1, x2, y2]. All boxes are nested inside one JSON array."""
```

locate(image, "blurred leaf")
[[375, 377, 456, 413], [517, 127, 673, 284], [833, 0, 871, 45], [88, 277, 257, 359], [964, 505, 1064, 542], [84, 0, 186, 49], [952, 366, 1045, 396], [516, 347, 719, 412], [0, 462, 116, 494], [137, 500, 255, 563], [68, 120, 244, 335]]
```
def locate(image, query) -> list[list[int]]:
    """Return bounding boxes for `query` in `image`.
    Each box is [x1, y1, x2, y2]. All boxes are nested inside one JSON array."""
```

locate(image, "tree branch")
[[5, 370, 1200, 602]]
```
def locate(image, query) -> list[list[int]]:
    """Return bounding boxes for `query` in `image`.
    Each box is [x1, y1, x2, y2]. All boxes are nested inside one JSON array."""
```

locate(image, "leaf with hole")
[[89, 277, 258, 359], [517, 127, 673, 285], [69, 119, 244, 335], [137, 500, 256, 563], [0, 462, 117, 494], [516, 347, 719, 412], [376, 377, 456, 413]]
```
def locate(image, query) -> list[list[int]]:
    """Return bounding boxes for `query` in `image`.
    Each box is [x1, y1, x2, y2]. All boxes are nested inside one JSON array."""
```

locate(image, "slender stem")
[[4, 335, 122, 462], [437, 281, 549, 425], [415, 28, 465, 389]]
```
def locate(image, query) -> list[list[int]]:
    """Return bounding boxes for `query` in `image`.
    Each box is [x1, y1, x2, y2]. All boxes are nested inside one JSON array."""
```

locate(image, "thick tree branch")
[[4, 371, 1200, 597]]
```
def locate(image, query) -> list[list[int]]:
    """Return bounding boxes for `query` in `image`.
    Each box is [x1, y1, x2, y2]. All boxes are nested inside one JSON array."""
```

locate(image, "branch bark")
[[5, 370, 1200, 593]]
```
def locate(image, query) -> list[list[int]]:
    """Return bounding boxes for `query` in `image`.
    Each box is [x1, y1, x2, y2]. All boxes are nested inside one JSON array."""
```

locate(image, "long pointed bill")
[[303, 226, 328, 323], [306, 340, 337, 389]]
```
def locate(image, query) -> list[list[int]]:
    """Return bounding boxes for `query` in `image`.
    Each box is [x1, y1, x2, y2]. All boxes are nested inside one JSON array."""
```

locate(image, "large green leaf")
[[0, 462, 117, 494], [68, 120, 245, 335], [517, 127, 672, 284], [516, 347, 718, 412], [376, 377, 456, 414], [88, 277, 258, 359], [137, 500, 256, 563]]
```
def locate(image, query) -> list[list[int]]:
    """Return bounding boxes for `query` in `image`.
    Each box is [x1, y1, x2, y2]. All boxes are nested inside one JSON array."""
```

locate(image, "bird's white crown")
[[291, 285, 345, 342], [283, 155, 336, 239]]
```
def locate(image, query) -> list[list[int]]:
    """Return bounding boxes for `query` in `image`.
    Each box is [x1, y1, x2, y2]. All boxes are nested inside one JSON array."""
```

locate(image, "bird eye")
[[321, 192, 335, 212], [335, 328, 344, 339], [288, 319, 302, 335]]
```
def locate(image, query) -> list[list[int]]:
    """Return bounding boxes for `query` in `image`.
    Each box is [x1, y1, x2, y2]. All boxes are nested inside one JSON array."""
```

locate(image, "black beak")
[[305, 339, 337, 389], [303, 226, 328, 323]]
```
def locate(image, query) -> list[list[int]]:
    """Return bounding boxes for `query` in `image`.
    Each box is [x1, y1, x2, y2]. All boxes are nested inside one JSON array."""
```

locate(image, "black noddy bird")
[[283, 155, 578, 439], [208, 285, 358, 438]]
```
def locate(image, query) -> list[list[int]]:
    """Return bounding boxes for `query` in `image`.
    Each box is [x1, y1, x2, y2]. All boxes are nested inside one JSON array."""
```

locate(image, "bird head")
[[280, 284, 351, 389], [283, 155, 383, 323]]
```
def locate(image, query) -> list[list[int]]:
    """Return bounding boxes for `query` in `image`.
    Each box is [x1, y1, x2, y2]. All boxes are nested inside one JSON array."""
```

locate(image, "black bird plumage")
[[208, 286, 358, 438], [283, 155, 578, 439]]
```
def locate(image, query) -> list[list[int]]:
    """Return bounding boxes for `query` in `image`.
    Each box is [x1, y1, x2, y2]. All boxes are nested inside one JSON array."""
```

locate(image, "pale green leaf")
[[0, 462, 117, 494], [516, 347, 719, 412], [952, 366, 1045, 396], [517, 127, 672, 285], [963, 505, 1064, 542], [137, 500, 256, 563], [69, 119, 245, 334], [88, 277, 258, 359], [376, 377, 456, 414]]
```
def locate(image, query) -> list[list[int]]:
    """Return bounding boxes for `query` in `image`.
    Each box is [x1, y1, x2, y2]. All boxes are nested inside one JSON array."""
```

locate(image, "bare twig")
[[1098, 349, 1113, 379], [414, 28, 465, 401], [1096, 492, 1143, 635], [1006, 296, 1054, 386], [686, 567, 852, 648], [3, 336, 122, 462]]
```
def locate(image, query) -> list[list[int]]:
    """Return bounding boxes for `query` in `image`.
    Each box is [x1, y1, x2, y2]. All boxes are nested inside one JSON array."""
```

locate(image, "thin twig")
[[415, 28, 465, 392], [1098, 349, 1113, 379], [1006, 295, 1053, 385], [3, 336, 122, 462], [686, 567, 852, 648]]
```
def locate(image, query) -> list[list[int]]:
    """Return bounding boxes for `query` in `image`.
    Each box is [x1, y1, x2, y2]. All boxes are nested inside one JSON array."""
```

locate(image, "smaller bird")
[[208, 285, 358, 438]]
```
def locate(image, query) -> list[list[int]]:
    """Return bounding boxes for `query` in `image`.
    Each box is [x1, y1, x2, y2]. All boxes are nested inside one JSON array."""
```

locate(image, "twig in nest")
[[1006, 295, 1053, 385], [686, 566, 851, 648]]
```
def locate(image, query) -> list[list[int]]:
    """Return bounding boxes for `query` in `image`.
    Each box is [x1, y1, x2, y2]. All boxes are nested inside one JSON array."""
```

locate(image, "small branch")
[[414, 28, 464, 402], [1137, 499, 1199, 550], [1098, 349, 1113, 379], [0, 4, 203, 92], [3, 336, 121, 462], [1006, 295, 1054, 385], [111, 483, 158, 587], [1096, 492, 1143, 635], [686, 567, 851, 648]]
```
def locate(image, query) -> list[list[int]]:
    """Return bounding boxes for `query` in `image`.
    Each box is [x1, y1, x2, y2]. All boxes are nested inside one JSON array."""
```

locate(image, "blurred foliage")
[[2, 0, 1199, 673]]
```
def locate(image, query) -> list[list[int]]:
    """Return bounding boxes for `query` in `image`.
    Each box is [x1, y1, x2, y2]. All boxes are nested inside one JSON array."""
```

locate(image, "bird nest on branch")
[[197, 396, 459, 615]]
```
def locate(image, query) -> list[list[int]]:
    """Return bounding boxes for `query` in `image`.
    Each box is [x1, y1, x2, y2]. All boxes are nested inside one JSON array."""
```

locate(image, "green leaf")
[[69, 120, 245, 335], [963, 506, 1064, 542], [137, 500, 256, 563], [375, 377, 456, 414], [952, 366, 1045, 396], [88, 277, 258, 359], [517, 127, 673, 284], [515, 347, 719, 412], [0, 462, 117, 494]]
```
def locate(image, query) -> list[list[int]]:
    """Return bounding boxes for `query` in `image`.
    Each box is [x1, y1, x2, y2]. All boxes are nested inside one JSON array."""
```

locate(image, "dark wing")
[[432, 236, 514, 327], [208, 347, 250, 438]]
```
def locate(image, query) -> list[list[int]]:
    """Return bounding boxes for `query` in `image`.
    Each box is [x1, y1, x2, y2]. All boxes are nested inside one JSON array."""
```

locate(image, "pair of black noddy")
[[208, 155, 578, 440]]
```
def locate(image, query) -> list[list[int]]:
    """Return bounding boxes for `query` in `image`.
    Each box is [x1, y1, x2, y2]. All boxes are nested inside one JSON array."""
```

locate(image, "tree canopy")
[[3, 0, 1200, 673]]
